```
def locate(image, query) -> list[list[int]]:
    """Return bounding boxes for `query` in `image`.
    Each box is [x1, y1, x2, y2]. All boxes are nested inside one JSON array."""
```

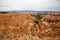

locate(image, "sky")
[[0, 0, 60, 11]]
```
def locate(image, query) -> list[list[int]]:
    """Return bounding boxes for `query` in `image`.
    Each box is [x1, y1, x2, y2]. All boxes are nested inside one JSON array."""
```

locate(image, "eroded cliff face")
[[0, 12, 60, 40]]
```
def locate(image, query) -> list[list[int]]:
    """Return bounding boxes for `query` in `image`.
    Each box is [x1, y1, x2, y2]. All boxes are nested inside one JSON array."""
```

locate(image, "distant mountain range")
[[0, 10, 60, 13]]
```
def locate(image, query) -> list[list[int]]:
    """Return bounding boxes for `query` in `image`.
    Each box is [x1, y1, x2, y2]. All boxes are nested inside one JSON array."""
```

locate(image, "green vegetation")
[[46, 19, 60, 23], [31, 13, 43, 24], [36, 13, 43, 20], [0, 12, 8, 14]]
